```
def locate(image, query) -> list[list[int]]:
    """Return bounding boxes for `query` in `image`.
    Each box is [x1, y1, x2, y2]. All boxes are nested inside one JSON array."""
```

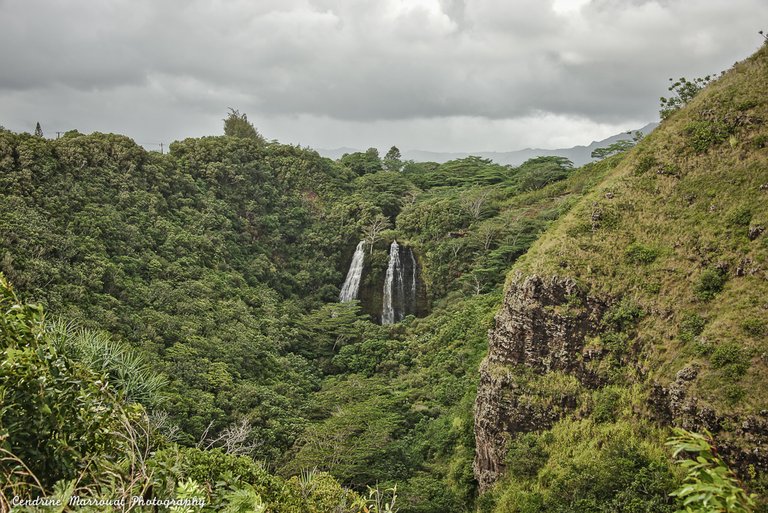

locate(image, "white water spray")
[[382, 240, 401, 324], [339, 241, 365, 302]]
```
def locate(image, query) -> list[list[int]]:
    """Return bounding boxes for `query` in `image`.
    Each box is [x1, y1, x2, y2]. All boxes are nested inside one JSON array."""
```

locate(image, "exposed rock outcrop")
[[473, 273, 608, 491], [649, 366, 768, 474]]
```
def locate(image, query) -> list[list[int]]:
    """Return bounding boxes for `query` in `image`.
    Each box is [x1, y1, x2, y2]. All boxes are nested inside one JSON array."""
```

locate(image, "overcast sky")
[[0, 0, 765, 153]]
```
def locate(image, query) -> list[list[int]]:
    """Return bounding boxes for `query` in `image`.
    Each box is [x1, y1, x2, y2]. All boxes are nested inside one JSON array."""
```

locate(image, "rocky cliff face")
[[356, 241, 428, 323], [474, 274, 768, 492], [649, 365, 768, 475], [473, 273, 608, 491]]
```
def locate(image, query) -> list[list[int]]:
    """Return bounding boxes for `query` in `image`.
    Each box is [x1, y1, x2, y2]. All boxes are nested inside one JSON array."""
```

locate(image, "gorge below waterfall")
[[339, 239, 425, 324]]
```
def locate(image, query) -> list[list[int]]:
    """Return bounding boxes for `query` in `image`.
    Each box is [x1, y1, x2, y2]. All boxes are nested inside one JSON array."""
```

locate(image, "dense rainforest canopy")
[[0, 121, 602, 510]]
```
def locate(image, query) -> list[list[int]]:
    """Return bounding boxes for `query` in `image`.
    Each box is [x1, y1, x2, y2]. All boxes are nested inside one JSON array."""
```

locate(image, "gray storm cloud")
[[0, 0, 765, 151]]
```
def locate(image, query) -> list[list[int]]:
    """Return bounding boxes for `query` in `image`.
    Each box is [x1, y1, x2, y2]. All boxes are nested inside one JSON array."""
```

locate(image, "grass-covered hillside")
[[519, 43, 768, 412], [476, 43, 768, 513]]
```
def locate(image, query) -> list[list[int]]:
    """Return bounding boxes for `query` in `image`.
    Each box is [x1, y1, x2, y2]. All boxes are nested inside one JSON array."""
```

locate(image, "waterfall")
[[382, 241, 423, 324], [382, 240, 402, 325], [339, 241, 365, 302]]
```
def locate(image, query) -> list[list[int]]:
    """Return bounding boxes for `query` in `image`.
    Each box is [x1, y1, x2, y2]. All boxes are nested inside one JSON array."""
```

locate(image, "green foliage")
[[223, 108, 265, 143], [342, 148, 383, 176], [46, 319, 167, 405], [666, 429, 756, 512], [0, 130, 357, 455], [171, 479, 208, 513], [602, 297, 643, 332], [660, 76, 715, 119], [284, 378, 406, 486], [360, 485, 399, 513], [592, 132, 643, 160], [396, 155, 588, 299], [625, 243, 661, 265], [398, 475, 460, 513], [505, 433, 550, 479], [710, 343, 748, 370], [0, 274, 136, 490], [384, 146, 403, 172], [740, 318, 766, 338], [709, 342, 750, 390], [221, 483, 267, 513], [354, 171, 415, 219], [148, 446, 362, 513], [514, 156, 574, 192], [685, 120, 734, 153], [726, 207, 753, 228], [679, 313, 706, 344], [634, 152, 658, 175], [695, 269, 728, 300], [592, 387, 624, 423], [493, 419, 678, 513]]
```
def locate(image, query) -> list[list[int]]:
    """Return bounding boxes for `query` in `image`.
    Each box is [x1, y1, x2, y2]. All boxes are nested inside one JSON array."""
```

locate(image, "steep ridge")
[[475, 44, 768, 500]]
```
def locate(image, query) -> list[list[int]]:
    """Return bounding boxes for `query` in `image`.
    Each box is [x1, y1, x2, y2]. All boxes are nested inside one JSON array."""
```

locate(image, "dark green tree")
[[34, 122, 43, 138], [223, 108, 265, 143], [340, 147, 383, 176], [384, 145, 402, 172]]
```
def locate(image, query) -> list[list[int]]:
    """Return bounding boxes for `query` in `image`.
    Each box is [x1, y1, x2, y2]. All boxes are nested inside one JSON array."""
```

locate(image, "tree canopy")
[[224, 108, 266, 143]]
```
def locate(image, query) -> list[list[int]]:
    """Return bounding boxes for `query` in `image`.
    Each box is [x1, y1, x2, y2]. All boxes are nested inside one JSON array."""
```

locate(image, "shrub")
[[710, 342, 747, 368], [506, 433, 550, 479], [603, 298, 643, 332], [633, 154, 658, 175], [494, 420, 678, 513], [710, 342, 750, 385], [741, 318, 766, 338], [399, 475, 461, 513], [727, 207, 753, 227], [695, 268, 727, 300], [660, 76, 714, 119], [0, 274, 136, 490], [625, 243, 660, 265], [679, 313, 706, 343], [685, 121, 734, 153], [723, 384, 746, 405], [593, 387, 623, 423]]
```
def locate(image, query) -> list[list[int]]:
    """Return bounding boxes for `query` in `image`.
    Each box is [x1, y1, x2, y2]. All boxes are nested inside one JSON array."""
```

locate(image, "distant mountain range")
[[317, 122, 658, 167]]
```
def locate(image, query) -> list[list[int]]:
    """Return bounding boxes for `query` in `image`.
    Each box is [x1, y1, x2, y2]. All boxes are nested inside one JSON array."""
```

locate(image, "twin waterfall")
[[381, 241, 402, 325], [339, 241, 366, 302], [339, 239, 420, 324]]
